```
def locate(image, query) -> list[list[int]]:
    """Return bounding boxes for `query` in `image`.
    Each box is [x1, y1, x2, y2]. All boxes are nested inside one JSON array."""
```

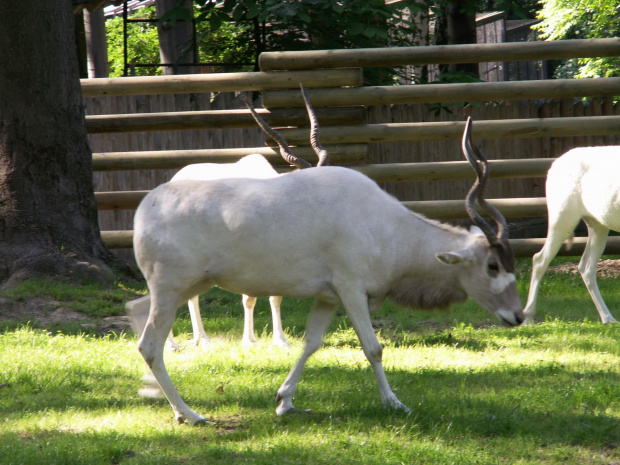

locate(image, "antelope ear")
[[436, 249, 475, 266]]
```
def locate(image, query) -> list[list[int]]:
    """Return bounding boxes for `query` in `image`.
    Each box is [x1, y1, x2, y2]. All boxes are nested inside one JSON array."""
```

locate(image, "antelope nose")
[[497, 309, 524, 327]]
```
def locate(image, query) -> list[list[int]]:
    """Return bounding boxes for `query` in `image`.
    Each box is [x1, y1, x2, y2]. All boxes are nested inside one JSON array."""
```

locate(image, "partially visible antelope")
[[126, 86, 329, 350], [125, 155, 287, 349], [523, 145, 620, 324], [131, 114, 523, 425]]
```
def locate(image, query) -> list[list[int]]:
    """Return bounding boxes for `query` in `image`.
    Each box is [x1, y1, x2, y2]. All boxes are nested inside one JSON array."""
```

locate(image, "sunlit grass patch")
[[1, 260, 620, 464]]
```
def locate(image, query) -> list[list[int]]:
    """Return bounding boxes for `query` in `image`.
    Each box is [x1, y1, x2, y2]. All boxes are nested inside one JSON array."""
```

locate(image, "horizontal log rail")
[[94, 158, 554, 210], [97, 191, 149, 210], [277, 116, 620, 145], [81, 68, 363, 97], [92, 144, 368, 171], [99, 230, 620, 257], [403, 198, 548, 219], [85, 106, 366, 134], [262, 77, 620, 108], [101, 231, 134, 249], [511, 237, 620, 258], [95, 189, 549, 215], [92, 155, 552, 178], [259, 38, 620, 70], [353, 159, 554, 182]]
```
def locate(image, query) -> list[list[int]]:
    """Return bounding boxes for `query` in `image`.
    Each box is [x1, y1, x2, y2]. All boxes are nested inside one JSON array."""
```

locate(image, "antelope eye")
[[488, 261, 500, 272]]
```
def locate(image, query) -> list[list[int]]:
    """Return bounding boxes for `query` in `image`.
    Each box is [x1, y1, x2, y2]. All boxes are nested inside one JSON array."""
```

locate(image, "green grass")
[[0, 258, 619, 464]]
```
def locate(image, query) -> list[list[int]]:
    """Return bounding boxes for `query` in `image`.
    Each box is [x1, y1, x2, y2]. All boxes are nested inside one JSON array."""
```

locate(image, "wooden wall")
[[367, 97, 620, 204], [86, 91, 265, 243], [85, 94, 620, 251]]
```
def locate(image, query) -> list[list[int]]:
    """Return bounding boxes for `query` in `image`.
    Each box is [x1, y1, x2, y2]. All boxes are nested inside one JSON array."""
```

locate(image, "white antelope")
[[130, 116, 523, 425], [127, 87, 329, 349], [523, 146, 620, 324], [126, 155, 288, 349]]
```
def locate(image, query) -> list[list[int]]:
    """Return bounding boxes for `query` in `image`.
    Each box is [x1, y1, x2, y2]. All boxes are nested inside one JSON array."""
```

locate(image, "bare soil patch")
[[549, 259, 620, 278], [0, 296, 132, 334]]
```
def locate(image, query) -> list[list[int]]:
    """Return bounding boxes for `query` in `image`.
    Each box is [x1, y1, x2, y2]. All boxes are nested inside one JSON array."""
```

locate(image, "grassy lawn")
[[0, 258, 619, 464]]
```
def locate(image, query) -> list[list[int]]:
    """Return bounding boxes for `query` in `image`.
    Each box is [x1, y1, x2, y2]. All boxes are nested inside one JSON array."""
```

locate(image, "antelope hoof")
[[520, 316, 536, 326], [275, 394, 308, 416], [195, 337, 211, 349], [385, 397, 411, 414], [177, 413, 210, 426], [276, 406, 312, 416], [273, 338, 291, 349]]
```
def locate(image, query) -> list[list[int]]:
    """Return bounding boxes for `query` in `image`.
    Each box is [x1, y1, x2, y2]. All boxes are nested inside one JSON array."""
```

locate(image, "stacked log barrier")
[[86, 39, 620, 256], [257, 39, 620, 257], [85, 68, 368, 260]]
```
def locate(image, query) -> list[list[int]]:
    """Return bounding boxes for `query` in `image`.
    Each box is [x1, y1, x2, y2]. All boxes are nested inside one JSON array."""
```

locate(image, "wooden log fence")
[[277, 116, 620, 145], [258, 38, 620, 70], [262, 77, 620, 108], [99, 230, 620, 257], [94, 158, 555, 210], [95, 192, 548, 220], [92, 144, 368, 171], [86, 106, 367, 134], [81, 68, 363, 97], [85, 39, 620, 257]]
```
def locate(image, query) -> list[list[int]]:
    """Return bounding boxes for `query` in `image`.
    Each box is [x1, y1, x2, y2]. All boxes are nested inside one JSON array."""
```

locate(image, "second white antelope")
[[126, 154, 289, 349], [131, 117, 523, 425], [523, 145, 620, 324]]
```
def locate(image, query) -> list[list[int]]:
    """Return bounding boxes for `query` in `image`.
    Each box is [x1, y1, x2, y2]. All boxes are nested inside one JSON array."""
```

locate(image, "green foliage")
[[189, 0, 421, 83], [106, 7, 161, 77], [534, 0, 620, 79], [105, 4, 255, 76], [105, 1, 422, 80], [196, 0, 420, 48]]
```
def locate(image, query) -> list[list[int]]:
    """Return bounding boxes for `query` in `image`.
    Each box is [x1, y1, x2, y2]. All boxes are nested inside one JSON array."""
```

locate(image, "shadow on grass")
[[3, 349, 618, 442], [1, 358, 618, 464]]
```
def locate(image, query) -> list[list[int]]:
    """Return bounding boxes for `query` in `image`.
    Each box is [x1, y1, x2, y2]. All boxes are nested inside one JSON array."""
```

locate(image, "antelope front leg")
[[276, 300, 335, 415], [138, 299, 206, 425], [341, 288, 410, 413]]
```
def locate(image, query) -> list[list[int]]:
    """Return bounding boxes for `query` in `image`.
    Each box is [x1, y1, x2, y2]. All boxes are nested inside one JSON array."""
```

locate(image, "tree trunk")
[[155, 0, 197, 75], [432, 0, 478, 78], [84, 8, 110, 78], [0, 1, 121, 288]]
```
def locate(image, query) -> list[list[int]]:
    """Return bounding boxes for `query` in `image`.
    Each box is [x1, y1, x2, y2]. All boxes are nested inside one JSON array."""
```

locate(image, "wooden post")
[[84, 8, 109, 78]]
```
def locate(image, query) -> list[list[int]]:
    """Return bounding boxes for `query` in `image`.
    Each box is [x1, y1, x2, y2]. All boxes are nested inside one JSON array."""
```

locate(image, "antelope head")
[[453, 117, 523, 326]]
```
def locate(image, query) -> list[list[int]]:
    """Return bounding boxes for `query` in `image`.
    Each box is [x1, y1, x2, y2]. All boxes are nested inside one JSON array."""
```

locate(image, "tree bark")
[[433, 0, 478, 77], [155, 0, 197, 75], [84, 8, 110, 78], [0, 1, 121, 288]]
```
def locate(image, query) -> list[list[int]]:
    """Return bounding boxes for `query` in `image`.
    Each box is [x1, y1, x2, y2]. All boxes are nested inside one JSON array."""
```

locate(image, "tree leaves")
[[535, 0, 620, 78]]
